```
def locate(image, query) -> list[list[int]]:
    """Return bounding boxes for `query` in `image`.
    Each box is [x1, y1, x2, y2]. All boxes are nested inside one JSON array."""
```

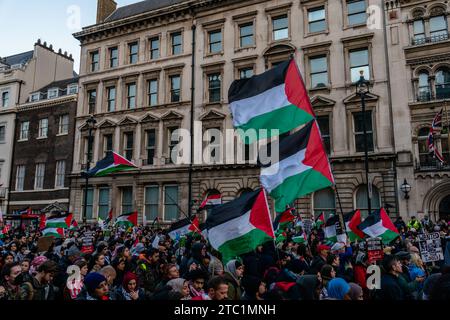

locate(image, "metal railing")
[[412, 32, 449, 45], [416, 159, 450, 171]]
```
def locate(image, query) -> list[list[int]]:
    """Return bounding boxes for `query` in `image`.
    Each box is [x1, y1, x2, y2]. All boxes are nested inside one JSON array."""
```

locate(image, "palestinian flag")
[[357, 208, 399, 244], [275, 230, 287, 244], [104, 208, 113, 225], [292, 232, 308, 244], [205, 189, 275, 263], [42, 227, 64, 238], [85, 152, 137, 177], [273, 207, 296, 230], [39, 214, 47, 231], [45, 213, 73, 229], [115, 211, 138, 228], [228, 59, 315, 144], [324, 215, 340, 242], [314, 212, 325, 229], [260, 121, 334, 213], [70, 219, 79, 230], [198, 193, 222, 211], [344, 210, 364, 242], [168, 217, 199, 240]]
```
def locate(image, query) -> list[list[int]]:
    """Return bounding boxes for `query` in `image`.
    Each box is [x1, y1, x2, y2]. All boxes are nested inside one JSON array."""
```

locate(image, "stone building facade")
[[70, 0, 400, 224], [385, 0, 450, 222]]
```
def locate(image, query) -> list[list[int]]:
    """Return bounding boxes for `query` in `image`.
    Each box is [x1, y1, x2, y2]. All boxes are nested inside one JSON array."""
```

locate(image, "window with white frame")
[[98, 187, 110, 219], [272, 15, 289, 41], [58, 115, 69, 135], [164, 185, 178, 221], [38, 118, 48, 138], [20, 121, 29, 140], [15, 165, 25, 191], [145, 186, 159, 221], [0, 125, 5, 143], [30, 93, 40, 102], [47, 88, 59, 99], [55, 160, 65, 188], [34, 163, 45, 190], [308, 6, 326, 33], [1, 91, 9, 107], [68, 84, 78, 95]]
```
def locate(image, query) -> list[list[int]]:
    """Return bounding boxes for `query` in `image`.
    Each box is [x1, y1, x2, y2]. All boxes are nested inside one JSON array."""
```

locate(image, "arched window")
[[435, 68, 450, 99], [313, 188, 335, 219], [418, 127, 433, 167], [417, 71, 431, 101], [355, 184, 381, 216]]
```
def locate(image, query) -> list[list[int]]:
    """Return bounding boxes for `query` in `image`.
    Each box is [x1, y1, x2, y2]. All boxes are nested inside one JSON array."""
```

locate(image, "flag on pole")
[[260, 121, 334, 213], [314, 212, 325, 228], [228, 59, 315, 144], [357, 208, 399, 244], [39, 214, 47, 231], [45, 213, 73, 229], [84, 152, 138, 177], [431, 109, 443, 131], [167, 216, 200, 240], [70, 218, 79, 231], [428, 128, 445, 163], [205, 189, 275, 263], [114, 211, 138, 228], [292, 232, 308, 244], [324, 215, 340, 243], [344, 210, 364, 242], [273, 207, 296, 230], [42, 227, 64, 238], [198, 193, 222, 211], [104, 208, 113, 225]]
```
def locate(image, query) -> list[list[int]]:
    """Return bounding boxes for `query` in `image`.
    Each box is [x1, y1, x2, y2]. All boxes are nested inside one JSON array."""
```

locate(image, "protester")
[[223, 260, 244, 300], [115, 272, 145, 300]]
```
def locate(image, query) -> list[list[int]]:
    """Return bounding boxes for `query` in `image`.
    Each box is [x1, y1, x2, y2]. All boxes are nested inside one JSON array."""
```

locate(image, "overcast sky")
[[0, 0, 138, 72]]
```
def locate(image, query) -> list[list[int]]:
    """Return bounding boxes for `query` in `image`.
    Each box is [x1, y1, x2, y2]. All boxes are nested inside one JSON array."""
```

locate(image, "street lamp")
[[83, 115, 97, 225], [356, 70, 372, 215], [400, 179, 411, 200]]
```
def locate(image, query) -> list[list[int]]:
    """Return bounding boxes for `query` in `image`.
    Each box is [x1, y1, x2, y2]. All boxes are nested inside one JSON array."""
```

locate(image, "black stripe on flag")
[[168, 218, 191, 233], [325, 214, 340, 227], [343, 210, 357, 223], [228, 59, 291, 103], [258, 121, 313, 168], [357, 209, 382, 231], [206, 188, 262, 229]]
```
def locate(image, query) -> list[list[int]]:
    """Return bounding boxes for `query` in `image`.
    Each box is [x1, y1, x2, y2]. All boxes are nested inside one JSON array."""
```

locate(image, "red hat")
[[317, 244, 331, 252]]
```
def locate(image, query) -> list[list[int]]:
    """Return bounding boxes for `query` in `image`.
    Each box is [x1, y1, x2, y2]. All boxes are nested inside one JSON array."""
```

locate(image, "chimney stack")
[[97, 0, 117, 24]]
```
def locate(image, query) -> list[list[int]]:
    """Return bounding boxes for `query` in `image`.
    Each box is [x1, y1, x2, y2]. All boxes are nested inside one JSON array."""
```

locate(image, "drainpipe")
[[188, 23, 196, 218]]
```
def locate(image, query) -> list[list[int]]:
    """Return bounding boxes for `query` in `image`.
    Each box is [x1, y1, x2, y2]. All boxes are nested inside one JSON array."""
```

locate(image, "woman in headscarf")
[[167, 278, 191, 300], [115, 272, 145, 301], [348, 283, 364, 300], [223, 260, 245, 300], [327, 278, 351, 300]]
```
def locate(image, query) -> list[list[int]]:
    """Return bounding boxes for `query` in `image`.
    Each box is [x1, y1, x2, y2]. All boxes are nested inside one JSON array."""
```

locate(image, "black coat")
[[377, 273, 405, 300]]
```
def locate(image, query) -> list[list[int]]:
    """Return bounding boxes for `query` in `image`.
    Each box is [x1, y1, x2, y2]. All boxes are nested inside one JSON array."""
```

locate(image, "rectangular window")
[[34, 163, 45, 190], [15, 165, 25, 191], [88, 89, 97, 114], [208, 30, 222, 53], [208, 73, 221, 103], [148, 79, 158, 106], [109, 47, 118, 68], [430, 15, 448, 39], [145, 186, 159, 221], [124, 132, 134, 161], [55, 160, 66, 188], [239, 67, 254, 79], [171, 32, 182, 55], [127, 83, 136, 109], [20, 121, 29, 140], [107, 86, 116, 112], [413, 20, 425, 43], [104, 134, 113, 156], [168, 127, 179, 164], [310, 55, 328, 88], [1, 92, 9, 107], [317, 116, 331, 154], [347, 0, 367, 26], [58, 115, 69, 135], [47, 89, 58, 99], [68, 85, 78, 95], [273, 15, 288, 40], [121, 187, 133, 214], [98, 188, 110, 219], [38, 118, 48, 138], [308, 6, 326, 33], [354, 111, 374, 153], [0, 125, 5, 143], [239, 23, 254, 47], [164, 185, 178, 221], [146, 129, 156, 165], [350, 48, 370, 83], [150, 37, 160, 60], [129, 42, 139, 64], [170, 75, 181, 103], [84, 188, 94, 220], [90, 51, 99, 72]]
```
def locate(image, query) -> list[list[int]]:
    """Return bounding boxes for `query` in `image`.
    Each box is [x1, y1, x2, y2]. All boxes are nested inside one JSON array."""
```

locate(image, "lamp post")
[[83, 115, 97, 225], [356, 71, 372, 215], [400, 179, 411, 200]]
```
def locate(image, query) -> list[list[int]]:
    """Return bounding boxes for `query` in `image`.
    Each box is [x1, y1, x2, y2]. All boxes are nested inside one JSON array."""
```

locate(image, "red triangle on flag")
[[348, 209, 365, 239], [188, 216, 200, 233]]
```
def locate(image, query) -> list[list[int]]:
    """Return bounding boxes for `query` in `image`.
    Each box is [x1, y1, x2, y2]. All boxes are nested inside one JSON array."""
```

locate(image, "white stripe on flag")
[[361, 220, 388, 238]]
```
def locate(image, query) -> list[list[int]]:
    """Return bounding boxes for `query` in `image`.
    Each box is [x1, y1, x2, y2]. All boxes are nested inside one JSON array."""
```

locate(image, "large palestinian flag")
[[85, 152, 137, 177], [206, 189, 275, 262], [42, 227, 64, 238], [115, 211, 138, 228], [45, 213, 73, 229], [344, 210, 364, 242], [357, 208, 399, 244], [228, 59, 315, 144], [260, 120, 334, 213]]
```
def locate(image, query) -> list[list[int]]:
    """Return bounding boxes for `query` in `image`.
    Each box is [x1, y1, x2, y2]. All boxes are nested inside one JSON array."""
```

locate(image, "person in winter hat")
[[223, 260, 244, 300], [79, 272, 110, 300], [115, 272, 145, 301]]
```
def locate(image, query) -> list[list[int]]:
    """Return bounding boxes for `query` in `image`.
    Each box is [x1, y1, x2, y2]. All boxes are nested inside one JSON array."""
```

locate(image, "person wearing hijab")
[[115, 272, 145, 301], [319, 264, 336, 299], [296, 275, 321, 300], [327, 278, 351, 300], [223, 260, 244, 300], [348, 283, 364, 300], [167, 278, 191, 300]]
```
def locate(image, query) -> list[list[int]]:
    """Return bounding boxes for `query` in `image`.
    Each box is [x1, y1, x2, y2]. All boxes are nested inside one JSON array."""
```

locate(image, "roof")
[[34, 77, 79, 94], [104, 0, 188, 22], [1, 50, 34, 66]]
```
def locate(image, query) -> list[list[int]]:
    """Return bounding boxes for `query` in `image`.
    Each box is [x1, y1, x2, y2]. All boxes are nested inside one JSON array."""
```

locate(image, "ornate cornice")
[[17, 94, 77, 112]]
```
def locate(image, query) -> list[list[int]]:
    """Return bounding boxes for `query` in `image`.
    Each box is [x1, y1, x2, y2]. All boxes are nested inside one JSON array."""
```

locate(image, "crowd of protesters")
[[0, 214, 449, 301]]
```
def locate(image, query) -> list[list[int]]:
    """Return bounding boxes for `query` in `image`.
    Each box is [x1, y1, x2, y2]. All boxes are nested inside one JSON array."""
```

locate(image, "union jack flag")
[[431, 109, 443, 132], [428, 127, 445, 163]]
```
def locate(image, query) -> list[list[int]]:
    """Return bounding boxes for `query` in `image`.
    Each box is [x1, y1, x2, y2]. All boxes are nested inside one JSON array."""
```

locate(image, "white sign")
[[417, 232, 444, 263]]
